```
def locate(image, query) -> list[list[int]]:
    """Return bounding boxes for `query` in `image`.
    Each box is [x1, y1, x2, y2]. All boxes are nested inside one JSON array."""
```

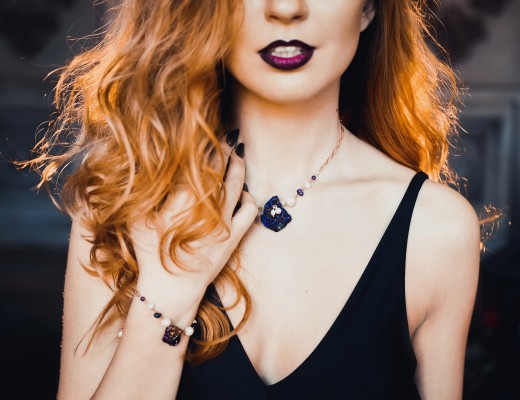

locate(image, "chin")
[[228, 52, 348, 106], [259, 90, 324, 106], [236, 72, 339, 107]]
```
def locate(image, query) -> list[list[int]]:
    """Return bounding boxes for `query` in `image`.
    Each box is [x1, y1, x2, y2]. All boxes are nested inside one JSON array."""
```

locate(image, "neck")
[[231, 83, 346, 206]]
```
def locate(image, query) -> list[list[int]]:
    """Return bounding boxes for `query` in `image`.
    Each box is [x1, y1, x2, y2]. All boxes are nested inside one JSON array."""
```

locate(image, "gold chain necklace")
[[250, 121, 348, 232]]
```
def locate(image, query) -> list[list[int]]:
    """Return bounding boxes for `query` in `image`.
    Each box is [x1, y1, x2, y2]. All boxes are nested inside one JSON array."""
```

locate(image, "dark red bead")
[[140, 296, 145, 301]]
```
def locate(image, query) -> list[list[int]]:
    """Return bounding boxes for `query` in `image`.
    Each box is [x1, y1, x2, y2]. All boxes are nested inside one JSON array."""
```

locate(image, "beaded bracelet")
[[116, 288, 198, 347]]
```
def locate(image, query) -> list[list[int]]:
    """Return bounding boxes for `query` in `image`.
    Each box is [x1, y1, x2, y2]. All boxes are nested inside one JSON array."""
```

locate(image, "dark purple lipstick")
[[259, 40, 315, 71]]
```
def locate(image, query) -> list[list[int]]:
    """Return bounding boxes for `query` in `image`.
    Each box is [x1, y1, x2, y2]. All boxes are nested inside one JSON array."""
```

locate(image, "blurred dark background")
[[0, 0, 519, 398]]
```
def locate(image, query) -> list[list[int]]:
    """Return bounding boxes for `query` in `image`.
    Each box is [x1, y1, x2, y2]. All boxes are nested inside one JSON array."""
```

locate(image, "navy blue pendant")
[[260, 196, 292, 232]]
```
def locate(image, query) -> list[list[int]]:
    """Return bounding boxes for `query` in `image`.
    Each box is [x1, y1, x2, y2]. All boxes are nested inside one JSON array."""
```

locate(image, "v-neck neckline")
[[209, 171, 422, 389]]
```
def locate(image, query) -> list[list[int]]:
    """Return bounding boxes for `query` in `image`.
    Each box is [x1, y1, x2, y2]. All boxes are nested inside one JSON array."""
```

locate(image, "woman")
[[26, 0, 482, 398]]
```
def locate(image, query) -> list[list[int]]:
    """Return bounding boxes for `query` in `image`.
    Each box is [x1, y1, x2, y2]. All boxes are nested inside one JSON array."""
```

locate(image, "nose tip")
[[265, 0, 308, 24]]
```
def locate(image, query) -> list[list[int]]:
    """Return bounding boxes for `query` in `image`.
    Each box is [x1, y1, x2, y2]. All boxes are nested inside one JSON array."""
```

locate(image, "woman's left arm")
[[408, 181, 481, 400]]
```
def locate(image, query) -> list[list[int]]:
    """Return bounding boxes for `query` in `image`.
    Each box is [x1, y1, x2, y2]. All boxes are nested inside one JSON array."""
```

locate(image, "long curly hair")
[[20, 0, 499, 364]]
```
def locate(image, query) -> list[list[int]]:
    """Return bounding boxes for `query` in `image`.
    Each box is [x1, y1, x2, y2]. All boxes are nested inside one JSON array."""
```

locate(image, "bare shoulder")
[[351, 135, 481, 397], [354, 133, 480, 255], [348, 132, 481, 290], [416, 178, 481, 240], [411, 177, 481, 276], [357, 133, 480, 305], [409, 176, 481, 311], [407, 179, 481, 398]]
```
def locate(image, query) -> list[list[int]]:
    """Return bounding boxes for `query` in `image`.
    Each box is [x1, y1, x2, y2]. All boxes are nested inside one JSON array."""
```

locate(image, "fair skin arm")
[[57, 140, 257, 400], [58, 219, 204, 400], [408, 180, 481, 399]]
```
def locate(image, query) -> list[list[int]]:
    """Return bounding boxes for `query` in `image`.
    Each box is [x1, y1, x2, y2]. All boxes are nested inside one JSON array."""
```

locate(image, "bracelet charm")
[[163, 325, 184, 346], [117, 288, 198, 347]]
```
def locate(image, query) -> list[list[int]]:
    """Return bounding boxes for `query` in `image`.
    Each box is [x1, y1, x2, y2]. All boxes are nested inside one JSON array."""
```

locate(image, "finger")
[[230, 190, 258, 240], [161, 129, 238, 220], [231, 183, 251, 217], [206, 129, 238, 172], [222, 129, 239, 181], [232, 200, 241, 218], [217, 129, 239, 173], [160, 185, 196, 221], [222, 154, 232, 182], [223, 142, 246, 221]]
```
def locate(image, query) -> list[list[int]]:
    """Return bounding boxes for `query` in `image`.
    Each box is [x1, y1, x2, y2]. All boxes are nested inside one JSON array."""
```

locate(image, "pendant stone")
[[260, 196, 292, 232]]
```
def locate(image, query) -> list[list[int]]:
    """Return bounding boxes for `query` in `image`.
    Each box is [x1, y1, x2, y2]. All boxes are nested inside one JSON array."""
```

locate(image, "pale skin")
[[58, 1, 481, 399]]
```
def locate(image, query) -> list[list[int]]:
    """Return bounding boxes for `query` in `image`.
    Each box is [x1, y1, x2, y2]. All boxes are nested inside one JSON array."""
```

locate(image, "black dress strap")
[[397, 171, 428, 229]]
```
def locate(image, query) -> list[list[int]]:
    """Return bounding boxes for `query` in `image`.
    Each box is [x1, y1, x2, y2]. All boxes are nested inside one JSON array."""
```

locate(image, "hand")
[[129, 129, 257, 302]]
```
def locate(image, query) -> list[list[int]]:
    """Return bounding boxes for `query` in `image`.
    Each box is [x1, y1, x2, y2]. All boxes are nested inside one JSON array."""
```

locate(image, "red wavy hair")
[[20, 0, 499, 364]]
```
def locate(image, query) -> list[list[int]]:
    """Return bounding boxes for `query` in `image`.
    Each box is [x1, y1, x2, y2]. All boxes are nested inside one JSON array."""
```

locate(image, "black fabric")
[[177, 171, 428, 399]]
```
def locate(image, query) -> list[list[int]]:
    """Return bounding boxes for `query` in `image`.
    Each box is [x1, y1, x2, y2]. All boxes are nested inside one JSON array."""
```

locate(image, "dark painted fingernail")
[[232, 201, 241, 217], [225, 129, 239, 148], [235, 142, 244, 158], [242, 183, 249, 192]]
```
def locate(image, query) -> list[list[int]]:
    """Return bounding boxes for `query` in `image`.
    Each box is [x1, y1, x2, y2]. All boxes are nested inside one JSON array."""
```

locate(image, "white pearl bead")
[[161, 318, 172, 327], [271, 209, 276, 217], [117, 328, 124, 338], [147, 302, 155, 310], [286, 197, 296, 207], [304, 182, 312, 189], [184, 326, 195, 336], [275, 208, 281, 214]]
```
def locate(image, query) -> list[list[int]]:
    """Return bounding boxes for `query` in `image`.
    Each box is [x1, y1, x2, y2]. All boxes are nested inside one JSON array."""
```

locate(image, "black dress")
[[177, 171, 428, 399]]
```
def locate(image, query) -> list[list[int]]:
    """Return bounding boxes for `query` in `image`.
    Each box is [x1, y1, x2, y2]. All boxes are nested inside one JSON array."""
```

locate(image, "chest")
[[215, 197, 426, 386]]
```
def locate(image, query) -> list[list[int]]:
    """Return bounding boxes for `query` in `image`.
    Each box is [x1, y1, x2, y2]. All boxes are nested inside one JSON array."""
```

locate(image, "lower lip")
[[259, 49, 314, 71]]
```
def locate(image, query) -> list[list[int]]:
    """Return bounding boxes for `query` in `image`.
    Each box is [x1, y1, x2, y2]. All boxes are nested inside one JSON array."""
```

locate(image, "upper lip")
[[258, 39, 315, 54]]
